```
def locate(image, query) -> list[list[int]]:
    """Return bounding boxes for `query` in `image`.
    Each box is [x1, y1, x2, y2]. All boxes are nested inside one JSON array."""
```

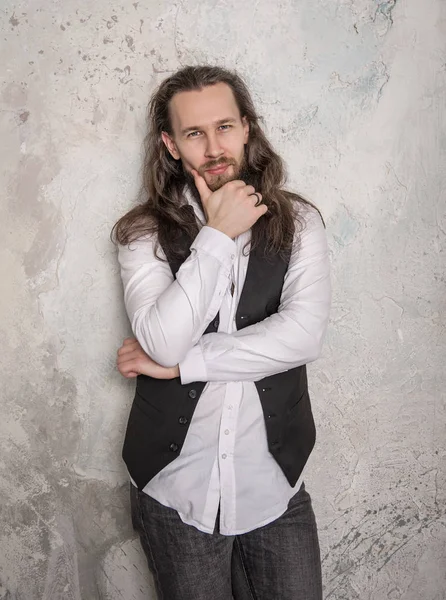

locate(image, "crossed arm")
[[116, 207, 331, 383]]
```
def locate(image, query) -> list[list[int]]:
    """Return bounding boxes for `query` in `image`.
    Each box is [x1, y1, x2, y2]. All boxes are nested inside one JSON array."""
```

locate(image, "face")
[[161, 82, 250, 192]]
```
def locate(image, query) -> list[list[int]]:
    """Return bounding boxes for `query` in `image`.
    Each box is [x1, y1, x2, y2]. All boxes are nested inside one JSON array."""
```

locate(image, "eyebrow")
[[181, 117, 237, 136]]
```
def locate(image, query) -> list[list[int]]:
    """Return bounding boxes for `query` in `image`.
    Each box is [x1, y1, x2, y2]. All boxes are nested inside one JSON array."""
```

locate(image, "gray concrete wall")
[[1, 1, 445, 598]]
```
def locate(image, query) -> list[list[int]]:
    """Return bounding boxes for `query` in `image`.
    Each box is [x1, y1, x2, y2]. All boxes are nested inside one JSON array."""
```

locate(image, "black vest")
[[122, 234, 316, 490]]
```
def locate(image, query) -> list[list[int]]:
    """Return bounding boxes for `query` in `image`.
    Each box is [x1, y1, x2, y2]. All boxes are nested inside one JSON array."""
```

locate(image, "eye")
[[187, 131, 201, 138], [218, 124, 232, 131]]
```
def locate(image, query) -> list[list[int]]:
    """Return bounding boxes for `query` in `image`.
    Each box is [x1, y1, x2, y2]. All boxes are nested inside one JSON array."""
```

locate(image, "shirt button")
[[188, 389, 197, 399], [178, 416, 188, 425], [230, 254, 235, 260], [227, 405, 233, 410], [222, 453, 227, 459], [224, 429, 230, 435], [169, 443, 179, 452]]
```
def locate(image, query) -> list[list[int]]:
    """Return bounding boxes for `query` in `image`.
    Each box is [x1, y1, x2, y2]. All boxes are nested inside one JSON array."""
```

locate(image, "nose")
[[204, 133, 224, 159]]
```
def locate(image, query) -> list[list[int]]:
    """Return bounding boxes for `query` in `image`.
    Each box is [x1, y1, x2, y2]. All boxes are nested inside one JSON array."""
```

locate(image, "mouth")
[[205, 163, 230, 176]]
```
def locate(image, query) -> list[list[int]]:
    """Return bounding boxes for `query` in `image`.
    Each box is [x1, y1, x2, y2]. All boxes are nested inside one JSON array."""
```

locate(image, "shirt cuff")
[[191, 226, 236, 270], [179, 342, 207, 385]]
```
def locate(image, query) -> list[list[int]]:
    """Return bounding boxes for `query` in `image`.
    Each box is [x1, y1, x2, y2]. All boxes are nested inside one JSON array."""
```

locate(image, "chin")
[[206, 167, 238, 192]]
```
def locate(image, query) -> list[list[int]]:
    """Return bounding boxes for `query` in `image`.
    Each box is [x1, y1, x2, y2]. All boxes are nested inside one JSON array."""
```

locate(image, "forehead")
[[168, 82, 241, 133]]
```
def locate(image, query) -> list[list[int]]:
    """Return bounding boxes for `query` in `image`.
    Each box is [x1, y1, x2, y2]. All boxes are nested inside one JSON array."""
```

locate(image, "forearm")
[[179, 294, 330, 383], [119, 226, 235, 367], [180, 207, 331, 383]]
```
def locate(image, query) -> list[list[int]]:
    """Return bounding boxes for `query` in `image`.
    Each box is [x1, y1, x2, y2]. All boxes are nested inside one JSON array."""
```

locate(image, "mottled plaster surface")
[[0, 1, 445, 598]]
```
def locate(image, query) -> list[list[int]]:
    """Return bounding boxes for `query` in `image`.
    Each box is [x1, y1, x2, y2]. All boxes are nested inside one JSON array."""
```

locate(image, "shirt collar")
[[183, 184, 206, 226]]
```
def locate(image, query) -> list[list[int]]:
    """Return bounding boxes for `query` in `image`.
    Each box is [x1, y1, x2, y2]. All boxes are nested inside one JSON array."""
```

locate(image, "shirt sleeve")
[[118, 226, 236, 367], [179, 207, 331, 384]]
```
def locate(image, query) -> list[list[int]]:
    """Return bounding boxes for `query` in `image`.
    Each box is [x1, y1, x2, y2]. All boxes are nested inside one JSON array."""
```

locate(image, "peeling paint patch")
[[330, 205, 360, 248], [9, 13, 19, 27], [375, 0, 398, 26], [125, 34, 135, 52]]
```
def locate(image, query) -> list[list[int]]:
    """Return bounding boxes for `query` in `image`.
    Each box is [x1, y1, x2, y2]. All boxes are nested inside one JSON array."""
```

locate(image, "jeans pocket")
[[285, 485, 315, 522]]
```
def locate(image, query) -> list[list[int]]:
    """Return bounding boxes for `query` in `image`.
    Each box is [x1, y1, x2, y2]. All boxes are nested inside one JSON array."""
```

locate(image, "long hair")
[[112, 65, 318, 260]]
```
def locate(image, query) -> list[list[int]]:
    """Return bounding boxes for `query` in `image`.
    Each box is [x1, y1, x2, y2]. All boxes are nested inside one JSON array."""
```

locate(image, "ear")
[[161, 131, 180, 160], [242, 116, 249, 144]]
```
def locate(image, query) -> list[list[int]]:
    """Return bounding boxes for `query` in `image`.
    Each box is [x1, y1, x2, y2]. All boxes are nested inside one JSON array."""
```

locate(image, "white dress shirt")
[[118, 190, 331, 535]]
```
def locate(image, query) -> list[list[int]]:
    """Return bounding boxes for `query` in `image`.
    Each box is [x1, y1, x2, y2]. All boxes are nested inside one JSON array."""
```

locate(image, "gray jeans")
[[130, 483, 323, 600]]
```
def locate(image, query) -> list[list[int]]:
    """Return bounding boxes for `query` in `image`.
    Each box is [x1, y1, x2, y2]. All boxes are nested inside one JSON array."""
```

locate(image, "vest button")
[[213, 319, 219, 329], [240, 315, 249, 320], [267, 413, 276, 419], [188, 389, 197, 399], [169, 442, 179, 452], [178, 416, 188, 425]]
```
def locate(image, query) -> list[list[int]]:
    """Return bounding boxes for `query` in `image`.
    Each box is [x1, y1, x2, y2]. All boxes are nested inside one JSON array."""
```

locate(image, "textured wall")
[[1, 0, 445, 598]]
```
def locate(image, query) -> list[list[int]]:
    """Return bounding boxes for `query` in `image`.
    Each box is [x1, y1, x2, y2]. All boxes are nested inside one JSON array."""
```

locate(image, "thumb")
[[191, 169, 212, 204]]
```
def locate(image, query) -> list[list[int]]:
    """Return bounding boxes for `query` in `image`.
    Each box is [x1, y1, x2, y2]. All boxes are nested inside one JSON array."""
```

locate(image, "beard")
[[183, 152, 260, 207]]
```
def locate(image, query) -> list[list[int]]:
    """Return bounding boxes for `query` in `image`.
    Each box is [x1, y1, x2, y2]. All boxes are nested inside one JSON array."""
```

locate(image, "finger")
[[226, 179, 249, 189], [117, 352, 141, 368], [120, 367, 139, 378], [117, 351, 151, 373], [248, 192, 263, 206], [117, 342, 140, 356], [244, 185, 256, 196], [117, 358, 139, 376], [256, 203, 268, 216], [191, 169, 212, 203], [122, 337, 137, 346]]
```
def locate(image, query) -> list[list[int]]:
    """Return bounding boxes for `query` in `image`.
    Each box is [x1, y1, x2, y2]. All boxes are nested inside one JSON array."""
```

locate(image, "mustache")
[[199, 157, 236, 174]]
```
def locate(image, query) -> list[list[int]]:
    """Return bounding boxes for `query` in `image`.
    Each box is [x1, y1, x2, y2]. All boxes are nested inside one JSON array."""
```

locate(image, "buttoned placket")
[[217, 232, 247, 533]]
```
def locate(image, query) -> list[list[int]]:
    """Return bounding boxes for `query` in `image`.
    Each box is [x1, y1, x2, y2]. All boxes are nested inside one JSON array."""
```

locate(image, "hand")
[[191, 169, 268, 239], [116, 338, 180, 379]]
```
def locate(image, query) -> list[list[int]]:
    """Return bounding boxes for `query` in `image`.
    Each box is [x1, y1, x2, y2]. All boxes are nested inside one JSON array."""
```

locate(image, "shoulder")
[[281, 190, 324, 229], [117, 231, 166, 269], [290, 197, 325, 240], [297, 202, 323, 224], [288, 199, 328, 263]]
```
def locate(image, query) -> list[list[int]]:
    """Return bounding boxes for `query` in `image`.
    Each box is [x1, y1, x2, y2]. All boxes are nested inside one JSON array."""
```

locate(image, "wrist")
[[207, 221, 235, 239], [170, 365, 180, 379]]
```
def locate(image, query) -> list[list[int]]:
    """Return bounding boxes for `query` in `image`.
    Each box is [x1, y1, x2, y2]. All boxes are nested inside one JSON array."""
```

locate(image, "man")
[[114, 65, 331, 600]]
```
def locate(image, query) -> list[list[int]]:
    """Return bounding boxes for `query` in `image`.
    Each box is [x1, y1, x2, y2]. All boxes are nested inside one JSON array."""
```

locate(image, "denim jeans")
[[130, 482, 322, 600]]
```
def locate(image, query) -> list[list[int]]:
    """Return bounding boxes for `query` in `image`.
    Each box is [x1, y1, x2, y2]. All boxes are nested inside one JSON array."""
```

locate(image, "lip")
[[206, 164, 229, 176]]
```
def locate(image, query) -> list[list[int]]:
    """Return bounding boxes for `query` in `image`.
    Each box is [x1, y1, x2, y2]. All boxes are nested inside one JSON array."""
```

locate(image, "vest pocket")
[[286, 390, 307, 416], [134, 391, 164, 425]]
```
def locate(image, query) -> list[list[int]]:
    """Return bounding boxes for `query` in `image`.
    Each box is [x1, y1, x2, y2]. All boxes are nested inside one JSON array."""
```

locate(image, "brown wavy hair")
[[112, 65, 319, 260]]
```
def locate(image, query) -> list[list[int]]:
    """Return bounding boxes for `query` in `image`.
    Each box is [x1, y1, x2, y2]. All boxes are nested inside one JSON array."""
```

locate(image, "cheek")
[[228, 133, 247, 159], [180, 142, 205, 166], [230, 141, 246, 163]]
